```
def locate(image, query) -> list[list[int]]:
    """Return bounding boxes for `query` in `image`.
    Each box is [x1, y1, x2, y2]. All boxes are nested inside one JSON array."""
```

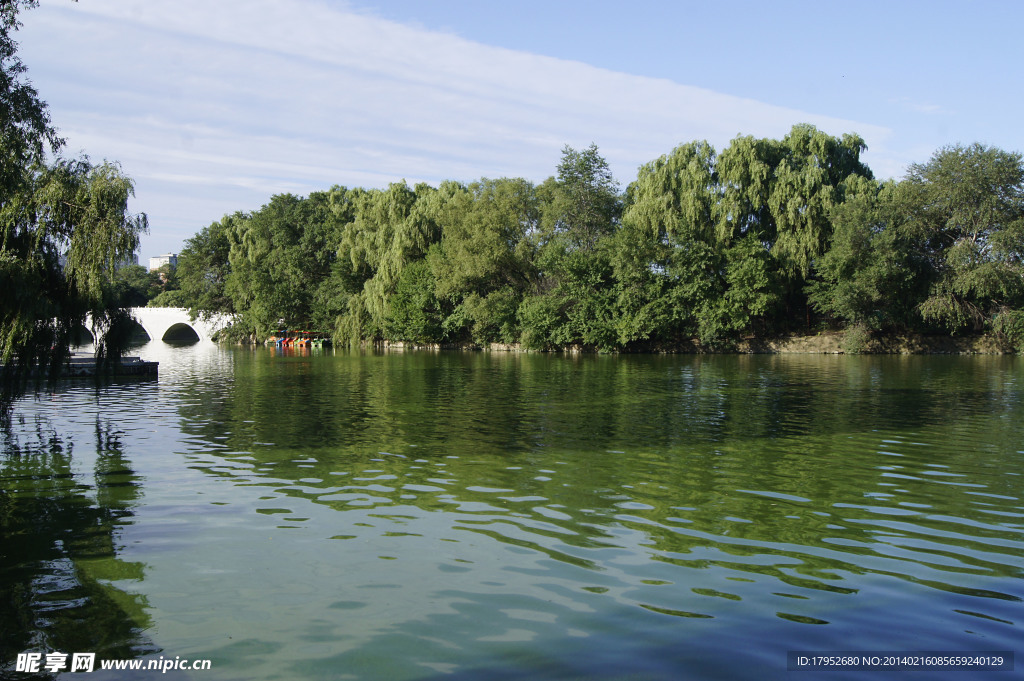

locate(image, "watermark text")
[[15, 652, 212, 674]]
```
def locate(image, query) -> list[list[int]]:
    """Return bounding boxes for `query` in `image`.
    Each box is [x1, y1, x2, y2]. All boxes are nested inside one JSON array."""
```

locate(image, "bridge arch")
[[161, 322, 201, 342], [71, 324, 95, 346]]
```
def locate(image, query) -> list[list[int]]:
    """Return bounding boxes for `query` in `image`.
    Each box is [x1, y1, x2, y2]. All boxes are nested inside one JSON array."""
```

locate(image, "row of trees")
[[176, 126, 1024, 352], [1, 0, 147, 390]]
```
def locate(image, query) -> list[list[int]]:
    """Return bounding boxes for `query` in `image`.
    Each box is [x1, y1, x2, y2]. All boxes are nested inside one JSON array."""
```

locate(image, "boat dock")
[[62, 353, 159, 377]]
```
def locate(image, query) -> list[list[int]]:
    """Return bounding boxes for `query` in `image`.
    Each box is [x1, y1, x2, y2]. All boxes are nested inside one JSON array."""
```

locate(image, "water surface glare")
[[2, 345, 1022, 680]]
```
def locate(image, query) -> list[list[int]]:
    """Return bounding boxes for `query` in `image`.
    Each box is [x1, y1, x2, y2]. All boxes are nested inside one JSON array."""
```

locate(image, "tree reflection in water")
[[1, 412, 157, 679]]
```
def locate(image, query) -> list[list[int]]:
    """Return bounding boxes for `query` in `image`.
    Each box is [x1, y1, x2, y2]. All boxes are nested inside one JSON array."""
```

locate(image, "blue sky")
[[15, 0, 1024, 260]]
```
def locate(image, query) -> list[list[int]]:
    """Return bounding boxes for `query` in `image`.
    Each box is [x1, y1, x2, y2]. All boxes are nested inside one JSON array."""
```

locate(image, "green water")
[[2, 345, 1022, 680]]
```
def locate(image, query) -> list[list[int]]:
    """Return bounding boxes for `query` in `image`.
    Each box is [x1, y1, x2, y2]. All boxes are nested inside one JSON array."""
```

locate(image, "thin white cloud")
[[891, 96, 950, 116], [18, 0, 894, 256]]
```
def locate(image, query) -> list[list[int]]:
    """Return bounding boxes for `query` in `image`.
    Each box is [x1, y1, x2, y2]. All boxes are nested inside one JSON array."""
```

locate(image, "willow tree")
[[1, 1, 146, 382], [426, 177, 539, 344], [333, 182, 441, 344], [716, 124, 873, 328], [716, 125, 872, 275], [620, 140, 775, 347], [616, 125, 874, 346], [1, 159, 147, 373]]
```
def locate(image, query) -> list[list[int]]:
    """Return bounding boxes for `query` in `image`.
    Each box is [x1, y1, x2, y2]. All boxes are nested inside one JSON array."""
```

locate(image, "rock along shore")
[[365, 333, 1016, 355]]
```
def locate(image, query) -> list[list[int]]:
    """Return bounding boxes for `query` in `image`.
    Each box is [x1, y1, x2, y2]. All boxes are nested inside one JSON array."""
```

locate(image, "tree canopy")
[[165, 131, 1024, 354], [1, 0, 146, 390]]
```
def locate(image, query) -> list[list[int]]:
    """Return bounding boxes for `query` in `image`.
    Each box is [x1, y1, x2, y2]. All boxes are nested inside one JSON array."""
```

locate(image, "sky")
[[14, 0, 1024, 261]]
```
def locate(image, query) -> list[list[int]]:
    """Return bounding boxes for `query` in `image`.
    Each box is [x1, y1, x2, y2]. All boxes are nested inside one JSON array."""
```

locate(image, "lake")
[[2, 344, 1022, 680]]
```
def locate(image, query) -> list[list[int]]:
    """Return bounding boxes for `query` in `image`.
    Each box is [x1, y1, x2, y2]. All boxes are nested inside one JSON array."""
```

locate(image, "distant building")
[[149, 253, 178, 271]]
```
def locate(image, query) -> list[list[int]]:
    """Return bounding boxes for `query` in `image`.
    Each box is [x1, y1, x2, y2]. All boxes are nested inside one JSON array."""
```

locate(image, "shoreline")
[[323, 332, 1017, 355]]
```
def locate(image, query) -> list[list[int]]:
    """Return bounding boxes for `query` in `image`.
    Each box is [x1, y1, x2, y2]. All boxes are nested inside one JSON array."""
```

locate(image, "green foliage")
[[104, 262, 180, 310], [0, 1, 59, 190], [717, 235, 776, 335], [429, 178, 538, 299], [459, 287, 521, 345], [840, 322, 873, 355], [715, 126, 872, 267], [807, 180, 924, 330], [903, 144, 1024, 332], [176, 216, 233, 319], [147, 289, 187, 308], [544, 144, 622, 253], [508, 146, 625, 350], [423, 177, 538, 344], [621, 139, 782, 347], [333, 294, 369, 349], [1, 158, 146, 375], [516, 293, 566, 350], [109, 265, 155, 308], [332, 182, 442, 341], [384, 259, 444, 343], [607, 219, 673, 346], [224, 191, 342, 336], [808, 144, 1024, 341], [993, 309, 1024, 352], [552, 249, 619, 350]]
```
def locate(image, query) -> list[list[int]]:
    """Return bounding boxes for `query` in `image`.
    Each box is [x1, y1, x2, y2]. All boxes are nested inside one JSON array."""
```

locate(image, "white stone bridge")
[[83, 307, 233, 344]]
